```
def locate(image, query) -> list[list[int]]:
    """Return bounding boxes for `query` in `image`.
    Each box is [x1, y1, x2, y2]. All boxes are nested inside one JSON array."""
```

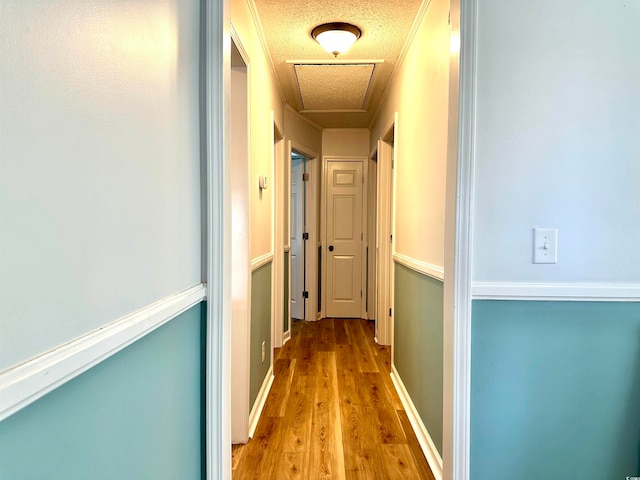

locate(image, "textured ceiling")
[[251, 0, 424, 128], [295, 64, 375, 111]]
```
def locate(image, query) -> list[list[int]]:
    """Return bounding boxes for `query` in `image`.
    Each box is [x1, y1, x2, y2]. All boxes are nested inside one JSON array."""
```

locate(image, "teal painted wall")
[[284, 252, 289, 333], [471, 300, 640, 480], [394, 263, 444, 455], [250, 262, 272, 408], [0, 303, 205, 480]]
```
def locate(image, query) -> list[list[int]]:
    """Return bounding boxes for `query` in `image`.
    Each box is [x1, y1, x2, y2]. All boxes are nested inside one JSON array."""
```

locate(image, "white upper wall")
[[322, 129, 370, 158], [231, 0, 284, 261], [0, 0, 202, 371], [370, 0, 450, 269], [284, 107, 322, 156], [472, 0, 640, 283]]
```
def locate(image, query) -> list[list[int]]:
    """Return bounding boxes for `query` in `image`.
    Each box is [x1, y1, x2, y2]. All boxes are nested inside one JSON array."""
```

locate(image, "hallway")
[[232, 319, 435, 479]]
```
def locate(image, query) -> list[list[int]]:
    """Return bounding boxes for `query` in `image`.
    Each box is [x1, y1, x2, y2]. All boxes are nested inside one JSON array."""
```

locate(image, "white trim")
[[286, 59, 385, 65], [247, 367, 274, 438], [472, 282, 640, 301], [375, 137, 394, 346], [0, 285, 206, 422], [251, 252, 274, 271], [204, 0, 231, 477], [273, 118, 285, 350], [393, 253, 445, 282], [443, 0, 476, 479], [301, 109, 365, 114], [282, 330, 291, 344], [390, 366, 443, 480]]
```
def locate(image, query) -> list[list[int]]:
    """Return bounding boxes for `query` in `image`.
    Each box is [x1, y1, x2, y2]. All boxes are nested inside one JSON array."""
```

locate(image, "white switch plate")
[[533, 228, 557, 264]]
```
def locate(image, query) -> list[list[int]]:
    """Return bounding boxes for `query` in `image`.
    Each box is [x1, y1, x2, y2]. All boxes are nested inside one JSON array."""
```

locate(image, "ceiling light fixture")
[[311, 22, 361, 57]]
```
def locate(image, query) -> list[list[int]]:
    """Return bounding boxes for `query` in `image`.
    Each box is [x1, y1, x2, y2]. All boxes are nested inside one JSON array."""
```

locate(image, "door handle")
[[328, 245, 334, 252]]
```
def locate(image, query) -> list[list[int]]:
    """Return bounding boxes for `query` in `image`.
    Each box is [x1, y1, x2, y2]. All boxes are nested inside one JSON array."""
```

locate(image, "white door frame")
[[203, 0, 231, 478], [289, 141, 319, 323], [272, 121, 285, 348], [443, 0, 475, 479], [366, 155, 378, 326], [321, 156, 368, 319], [205, 1, 475, 479], [228, 27, 251, 445], [373, 116, 396, 347]]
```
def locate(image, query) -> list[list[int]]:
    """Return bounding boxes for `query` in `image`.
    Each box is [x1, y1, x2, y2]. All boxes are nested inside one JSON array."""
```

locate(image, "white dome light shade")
[[312, 23, 361, 57]]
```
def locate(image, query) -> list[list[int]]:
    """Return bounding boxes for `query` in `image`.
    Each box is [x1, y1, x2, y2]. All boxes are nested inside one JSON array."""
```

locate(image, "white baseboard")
[[472, 281, 640, 301], [248, 367, 274, 438], [391, 365, 443, 480], [282, 330, 291, 345], [0, 284, 206, 422]]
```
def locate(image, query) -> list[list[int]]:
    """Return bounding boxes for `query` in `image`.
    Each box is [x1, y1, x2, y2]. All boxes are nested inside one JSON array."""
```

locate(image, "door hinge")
[[390, 234, 393, 243], [361, 232, 363, 241], [302, 232, 309, 240], [360, 290, 363, 298], [389, 308, 392, 316], [303, 291, 309, 298], [302, 173, 309, 181]]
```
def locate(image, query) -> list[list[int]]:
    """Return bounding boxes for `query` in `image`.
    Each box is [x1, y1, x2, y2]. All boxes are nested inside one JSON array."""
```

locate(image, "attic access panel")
[[294, 63, 375, 111]]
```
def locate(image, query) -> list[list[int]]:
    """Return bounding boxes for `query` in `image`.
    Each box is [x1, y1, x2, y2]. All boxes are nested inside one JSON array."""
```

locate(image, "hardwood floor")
[[232, 319, 435, 480]]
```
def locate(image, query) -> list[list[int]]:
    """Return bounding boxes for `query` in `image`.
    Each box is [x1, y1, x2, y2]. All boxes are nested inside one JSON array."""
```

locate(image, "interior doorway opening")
[[286, 142, 319, 325], [290, 150, 310, 322]]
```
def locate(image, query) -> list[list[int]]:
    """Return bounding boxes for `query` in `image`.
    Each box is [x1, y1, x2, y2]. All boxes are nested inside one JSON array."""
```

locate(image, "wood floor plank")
[[345, 321, 379, 373], [234, 416, 284, 479], [314, 351, 339, 403], [374, 350, 405, 411], [340, 402, 385, 479], [317, 318, 336, 351], [377, 444, 422, 480], [335, 344, 358, 376], [263, 358, 296, 417], [295, 336, 318, 376], [282, 375, 315, 453], [274, 452, 309, 479], [333, 319, 352, 345], [231, 444, 245, 471], [359, 372, 392, 408], [309, 401, 346, 480], [337, 371, 372, 409], [364, 403, 407, 445], [279, 329, 299, 359]]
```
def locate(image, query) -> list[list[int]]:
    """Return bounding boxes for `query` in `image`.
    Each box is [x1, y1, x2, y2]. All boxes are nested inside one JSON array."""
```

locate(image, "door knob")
[[328, 245, 334, 252]]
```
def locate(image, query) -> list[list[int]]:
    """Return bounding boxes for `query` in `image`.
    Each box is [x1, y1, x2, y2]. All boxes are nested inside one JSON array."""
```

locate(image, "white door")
[[290, 157, 304, 320], [326, 160, 364, 318]]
